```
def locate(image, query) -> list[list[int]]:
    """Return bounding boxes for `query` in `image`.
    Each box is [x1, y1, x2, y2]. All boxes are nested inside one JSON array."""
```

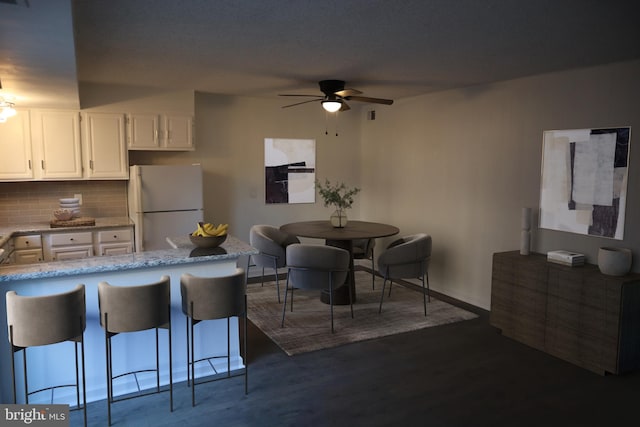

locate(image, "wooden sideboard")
[[490, 251, 640, 375]]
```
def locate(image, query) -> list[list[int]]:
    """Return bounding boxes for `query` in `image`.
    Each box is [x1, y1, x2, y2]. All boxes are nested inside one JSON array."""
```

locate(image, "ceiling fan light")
[[0, 97, 16, 121], [321, 100, 342, 113]]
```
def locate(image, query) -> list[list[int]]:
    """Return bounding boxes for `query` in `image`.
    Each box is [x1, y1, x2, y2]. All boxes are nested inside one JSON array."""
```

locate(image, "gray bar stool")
[[98, 276, 173, 426], [180, 268, 248, 407], [6, 284, 87, 427]]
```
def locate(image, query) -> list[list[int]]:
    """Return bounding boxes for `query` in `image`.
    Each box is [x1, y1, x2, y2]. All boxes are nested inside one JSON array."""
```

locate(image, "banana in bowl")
[[189, 222, 228, 248]]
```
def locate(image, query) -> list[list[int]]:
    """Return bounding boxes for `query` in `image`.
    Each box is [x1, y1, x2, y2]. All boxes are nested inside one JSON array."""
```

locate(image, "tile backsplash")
[[0, 181, 128, 225]]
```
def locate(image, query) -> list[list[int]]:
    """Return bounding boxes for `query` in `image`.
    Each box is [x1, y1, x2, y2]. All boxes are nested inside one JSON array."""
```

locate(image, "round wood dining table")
[[280, 220, 400, 304]]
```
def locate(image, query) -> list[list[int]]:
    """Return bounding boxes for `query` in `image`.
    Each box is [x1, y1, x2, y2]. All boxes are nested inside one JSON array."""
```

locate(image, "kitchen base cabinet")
[[490, 251, 640, 375], [94, 228, 133, 256], [13, 235, 43, 264], [43, 231, 94, 262]]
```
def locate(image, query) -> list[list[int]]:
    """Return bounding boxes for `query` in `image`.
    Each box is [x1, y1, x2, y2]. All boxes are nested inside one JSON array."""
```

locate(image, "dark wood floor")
[[74, 276, 640, 427]]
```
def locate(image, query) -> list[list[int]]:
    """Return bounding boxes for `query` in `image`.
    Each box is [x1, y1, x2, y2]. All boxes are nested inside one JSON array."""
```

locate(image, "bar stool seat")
[[98, 276, 173, 426], [6, 284, 87, 427], [180, 268, 248, 406]]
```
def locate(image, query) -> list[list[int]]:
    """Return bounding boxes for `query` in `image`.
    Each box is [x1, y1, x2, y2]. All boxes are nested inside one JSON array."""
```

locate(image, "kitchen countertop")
[[0, 234, 257, 282], [0, 216, 134, 247]]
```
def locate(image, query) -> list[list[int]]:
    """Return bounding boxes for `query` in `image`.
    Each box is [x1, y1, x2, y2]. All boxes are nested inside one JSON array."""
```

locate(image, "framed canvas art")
[[264, 138, 316, 204], [539, 127, 631, 239]]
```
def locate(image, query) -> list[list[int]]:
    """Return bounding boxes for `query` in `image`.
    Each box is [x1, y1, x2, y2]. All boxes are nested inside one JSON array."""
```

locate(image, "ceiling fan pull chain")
[[325, 111, 329, 135]]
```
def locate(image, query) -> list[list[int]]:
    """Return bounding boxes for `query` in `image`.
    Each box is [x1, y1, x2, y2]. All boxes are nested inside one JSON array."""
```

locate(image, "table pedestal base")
[[320, 284, 352, 305]]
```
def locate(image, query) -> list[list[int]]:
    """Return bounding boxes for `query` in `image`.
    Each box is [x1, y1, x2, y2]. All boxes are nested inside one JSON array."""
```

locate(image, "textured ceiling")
[[2, 0, 640, 110]]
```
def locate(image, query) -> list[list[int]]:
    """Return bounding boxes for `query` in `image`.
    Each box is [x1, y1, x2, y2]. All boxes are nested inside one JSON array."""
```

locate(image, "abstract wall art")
[[539, 127, 631, 239], [264, 138, 316, 204]]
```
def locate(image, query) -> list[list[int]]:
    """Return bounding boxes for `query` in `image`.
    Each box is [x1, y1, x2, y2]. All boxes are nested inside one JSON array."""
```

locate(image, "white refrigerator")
[[128, 164, 204, 252]]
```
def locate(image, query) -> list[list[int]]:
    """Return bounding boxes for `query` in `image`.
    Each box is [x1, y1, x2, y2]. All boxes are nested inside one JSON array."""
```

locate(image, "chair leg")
[[329, 273, 334, 333], [243, 295, 248, 395], [273, 258, 281, 303], [422, 272, 428, 317], [426, 272, 431, 303], [378, 276, 389, 314], [155, 328, 160, 392], [23, 348, 28, 404], [281, 274, 290, 327], [349, 275, 354, 319], [168, 305, 173, 412], [105, 314, 112, 426], [9, 326, 16, 404], [371, 256, 375, 290], [80, 332, 87, 427], [190, 302, 195, 407], [185, 314, 190, 387]]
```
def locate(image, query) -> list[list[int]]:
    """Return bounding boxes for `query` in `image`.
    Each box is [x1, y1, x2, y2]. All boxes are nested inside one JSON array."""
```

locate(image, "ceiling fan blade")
[[345, 95, 394, 105], [279, 94, 323, 98], [339, 101, 351, 111], [282, 98, 322, 108], [334, 88, 362, 97]]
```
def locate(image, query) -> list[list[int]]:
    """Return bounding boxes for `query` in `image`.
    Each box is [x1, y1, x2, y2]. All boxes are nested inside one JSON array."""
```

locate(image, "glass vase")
[[330, 209, 348, 228]]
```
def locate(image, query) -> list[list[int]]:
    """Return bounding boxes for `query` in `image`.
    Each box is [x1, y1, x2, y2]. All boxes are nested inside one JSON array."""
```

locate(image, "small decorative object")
[[598, 247, 632, 276], [520, 207, 532, 255], [59, 197, 81, 218], [316, 179, 360, 228], [53, 209, 73, 221]]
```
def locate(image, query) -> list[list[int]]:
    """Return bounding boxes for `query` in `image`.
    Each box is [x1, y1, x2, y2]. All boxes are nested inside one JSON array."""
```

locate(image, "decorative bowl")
[[189, 233, 227, 248], [53, 209, 73, 221]]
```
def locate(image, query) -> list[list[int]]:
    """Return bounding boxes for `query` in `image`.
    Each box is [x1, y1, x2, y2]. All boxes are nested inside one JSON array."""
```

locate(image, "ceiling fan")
[[279, 80, 394, 112]]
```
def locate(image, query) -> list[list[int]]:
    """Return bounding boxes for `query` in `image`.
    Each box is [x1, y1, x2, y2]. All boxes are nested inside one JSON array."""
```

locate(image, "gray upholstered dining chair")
[[248, 224, 300, 302], [180, 268, 248, 406], [353, 238, 376, 289], [377, 233, 432, 316], [6, 284, 87, 427], [98, 276, 173, 426], [282, 243, 351, 333]]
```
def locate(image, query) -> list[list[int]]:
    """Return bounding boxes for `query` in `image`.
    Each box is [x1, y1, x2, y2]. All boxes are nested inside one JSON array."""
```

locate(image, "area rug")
[[247, 270, 479, 356]]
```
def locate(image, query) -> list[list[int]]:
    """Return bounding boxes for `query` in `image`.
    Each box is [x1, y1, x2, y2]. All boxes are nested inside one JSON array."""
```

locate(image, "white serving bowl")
[[59, 198, 80, 204]]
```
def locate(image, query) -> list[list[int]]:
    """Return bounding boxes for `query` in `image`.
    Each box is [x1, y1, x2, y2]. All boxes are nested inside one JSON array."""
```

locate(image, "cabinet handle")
[[154, 128, 158, 141], [69, 238, 74, 241], [28, 160, 32, 170], [90, 160, 94, 170], [41, 160, 45, 170], [113, 235, 118, 239]]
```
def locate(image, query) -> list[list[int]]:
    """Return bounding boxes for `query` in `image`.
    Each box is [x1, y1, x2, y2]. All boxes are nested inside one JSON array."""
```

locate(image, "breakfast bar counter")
[[0, 235, 257, 405]]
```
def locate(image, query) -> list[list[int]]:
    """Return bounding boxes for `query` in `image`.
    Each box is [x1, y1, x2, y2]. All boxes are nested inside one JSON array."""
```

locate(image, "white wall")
[[80, 59, 640, 310], [125, 92, 364, 244], [361, 59, 640, 309]]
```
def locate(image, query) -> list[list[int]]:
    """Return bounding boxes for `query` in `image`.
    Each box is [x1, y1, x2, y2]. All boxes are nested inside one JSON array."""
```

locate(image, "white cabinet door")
[[127, 113, 160, 149], [164, 115, 194, 150], [127, 113, 194, 151], [31, 110, 83, 179], [0, 110, 34, 180], [94, 227, 133, 256], [82, 112, 128, 179], [43, 231, 94, 261]]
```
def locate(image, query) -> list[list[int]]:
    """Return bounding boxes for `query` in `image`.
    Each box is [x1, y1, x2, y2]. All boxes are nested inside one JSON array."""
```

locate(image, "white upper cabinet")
[[81, 112, 128, 179], [30, 110, 83, 180], [165, 115, 194, 150], [127, 113, 160, 149], [127, 113, 194, 151], [0, 110, 34, 180]]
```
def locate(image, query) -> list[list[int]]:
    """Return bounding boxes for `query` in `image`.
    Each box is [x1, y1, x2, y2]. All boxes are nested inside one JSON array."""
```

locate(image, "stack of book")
[[547, 250, 585, 267]]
